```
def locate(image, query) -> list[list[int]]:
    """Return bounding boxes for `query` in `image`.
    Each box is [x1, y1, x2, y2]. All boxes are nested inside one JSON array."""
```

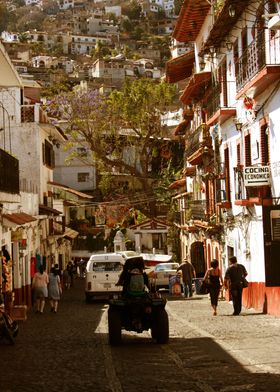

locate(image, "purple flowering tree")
[[46, 79, 178, 215]]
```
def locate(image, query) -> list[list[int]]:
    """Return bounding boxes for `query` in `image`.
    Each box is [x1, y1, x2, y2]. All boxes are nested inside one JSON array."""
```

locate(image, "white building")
[[169, 0, 280, 316], [71, 34, 111, 55], [0, 41, 73, 311]]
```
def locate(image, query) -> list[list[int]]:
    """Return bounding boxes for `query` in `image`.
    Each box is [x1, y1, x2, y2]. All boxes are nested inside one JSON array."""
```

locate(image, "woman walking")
[[203, 259, 223, 316], [32, 265, 49, 314], [48, 267, 62, 313]]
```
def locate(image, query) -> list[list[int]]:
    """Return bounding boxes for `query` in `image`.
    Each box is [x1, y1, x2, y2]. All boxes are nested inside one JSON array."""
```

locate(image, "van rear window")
[[91, 262, 122, 272]]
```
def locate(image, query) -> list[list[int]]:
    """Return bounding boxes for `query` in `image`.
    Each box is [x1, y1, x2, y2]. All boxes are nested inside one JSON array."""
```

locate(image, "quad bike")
[[0, 295, 18, 345], [108, 292, 169, 345]]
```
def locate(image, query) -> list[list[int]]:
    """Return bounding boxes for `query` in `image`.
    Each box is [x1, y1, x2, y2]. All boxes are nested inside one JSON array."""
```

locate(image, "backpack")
[[128, 269, 145, 294]]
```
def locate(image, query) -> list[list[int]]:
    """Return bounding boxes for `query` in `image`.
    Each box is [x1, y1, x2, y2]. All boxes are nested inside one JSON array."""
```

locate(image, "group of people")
[[177, 256, 248, 316], [31, 264, 62, 314], [31, 260, 81, 314]]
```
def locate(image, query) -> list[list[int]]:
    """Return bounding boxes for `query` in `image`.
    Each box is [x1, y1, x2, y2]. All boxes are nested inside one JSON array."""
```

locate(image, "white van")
[[85, 253, 125, 302]]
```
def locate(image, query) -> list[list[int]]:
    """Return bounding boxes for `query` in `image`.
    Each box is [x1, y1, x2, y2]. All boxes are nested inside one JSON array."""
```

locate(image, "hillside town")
[[1, 0, 280, 331]]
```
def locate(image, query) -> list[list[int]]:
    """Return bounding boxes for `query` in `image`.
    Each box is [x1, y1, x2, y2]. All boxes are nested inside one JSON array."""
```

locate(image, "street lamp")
[[234, 119, 243, 132], [199, 56, 206, 71], [228, 5, 235, 18]]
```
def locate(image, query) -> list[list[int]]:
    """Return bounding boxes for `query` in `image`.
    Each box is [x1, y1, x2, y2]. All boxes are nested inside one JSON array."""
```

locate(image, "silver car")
[[148, 262, 182, 290]]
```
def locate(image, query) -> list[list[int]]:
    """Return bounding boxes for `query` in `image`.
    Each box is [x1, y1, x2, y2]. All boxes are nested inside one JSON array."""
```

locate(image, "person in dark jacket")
[[224, 256, 248, 315], [177, 258, 196, 298]]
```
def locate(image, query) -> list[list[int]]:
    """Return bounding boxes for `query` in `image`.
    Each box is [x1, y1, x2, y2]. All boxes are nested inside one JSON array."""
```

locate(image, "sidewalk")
[[166, 293, 280, 374]]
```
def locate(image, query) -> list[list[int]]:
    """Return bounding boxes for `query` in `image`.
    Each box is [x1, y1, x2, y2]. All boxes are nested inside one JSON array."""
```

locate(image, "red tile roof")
[[2, 213, 37, 225], [166, 51, 195, 83], [173, 0, 210, 43]]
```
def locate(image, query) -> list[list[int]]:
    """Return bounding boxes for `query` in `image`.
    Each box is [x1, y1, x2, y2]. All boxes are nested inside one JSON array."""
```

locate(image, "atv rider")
[[116, 257, 150, 296]]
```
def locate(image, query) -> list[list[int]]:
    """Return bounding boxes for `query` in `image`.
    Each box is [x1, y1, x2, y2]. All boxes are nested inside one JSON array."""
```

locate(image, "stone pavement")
[[1, 279, 280, 392], [165, 292, 280, 374]]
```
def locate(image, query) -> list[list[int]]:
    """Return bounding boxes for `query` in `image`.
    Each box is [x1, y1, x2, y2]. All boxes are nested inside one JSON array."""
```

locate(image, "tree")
[[174, 0, 184, 16], [46, 80, 182, 216], [122, 0, 142, 20], [0, 4, 9, 33]]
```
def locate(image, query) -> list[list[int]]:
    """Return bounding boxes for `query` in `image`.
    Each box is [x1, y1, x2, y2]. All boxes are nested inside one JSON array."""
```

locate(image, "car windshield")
[[91, 262, 122, 272], [155, 263, 179, 272]]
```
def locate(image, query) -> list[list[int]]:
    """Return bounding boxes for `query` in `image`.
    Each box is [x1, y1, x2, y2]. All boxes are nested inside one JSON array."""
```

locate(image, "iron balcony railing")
[[206, 84, 221, 119], [235, 31, 280, 92], [185, 123, 211, 157], [186, 199, 208, 221], [0, 148, 19, 194]]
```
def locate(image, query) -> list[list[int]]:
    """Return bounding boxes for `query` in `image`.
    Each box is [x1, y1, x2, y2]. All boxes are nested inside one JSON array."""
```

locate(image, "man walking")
[[177, 258, 196, 298], [224, 256, 248, 315]]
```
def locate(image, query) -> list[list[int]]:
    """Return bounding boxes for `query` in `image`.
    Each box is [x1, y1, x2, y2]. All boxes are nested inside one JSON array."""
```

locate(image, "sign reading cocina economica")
[[244, 166, 270, 187]]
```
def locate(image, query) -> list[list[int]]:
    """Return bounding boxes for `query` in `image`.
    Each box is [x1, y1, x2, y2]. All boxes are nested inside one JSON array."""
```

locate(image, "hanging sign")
[[243, 166, 270, 187]]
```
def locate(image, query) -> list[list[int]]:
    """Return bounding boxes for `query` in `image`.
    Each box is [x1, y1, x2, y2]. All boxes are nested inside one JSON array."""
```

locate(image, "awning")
[[180, 72, 211, 105], [39, 204, 62, 216], [201, 0, 250, 54], [2, 213, 37, 227], [63, 227, 79, 239], [169, 178, 186, 190], [166, 51, 195, 83], [183, 166, 196, 176], [173, 0, 211, 43], [173, 120, 190, 136], [48, 181, 93, 200]]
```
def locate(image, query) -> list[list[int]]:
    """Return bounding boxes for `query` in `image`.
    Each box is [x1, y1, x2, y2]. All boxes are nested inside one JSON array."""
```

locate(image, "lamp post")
[[234, 119, 243, 132]]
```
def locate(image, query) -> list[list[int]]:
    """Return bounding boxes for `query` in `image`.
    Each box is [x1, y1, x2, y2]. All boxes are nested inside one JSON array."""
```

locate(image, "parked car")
[[148, 262, 181, 290]]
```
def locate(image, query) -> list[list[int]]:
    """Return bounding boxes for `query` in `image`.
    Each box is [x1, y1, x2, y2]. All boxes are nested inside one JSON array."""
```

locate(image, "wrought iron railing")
[[206, 84, 221, 119], [0, 148, 19, 194], [21, 105, 35, 122], [235, 31, 280, 92], [185, 124, 211, 157], [186, 199, 208, 221]]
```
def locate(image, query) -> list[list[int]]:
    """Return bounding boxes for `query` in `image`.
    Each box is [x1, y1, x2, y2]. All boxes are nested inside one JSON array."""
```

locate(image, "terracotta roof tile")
[[2, 213, 37, 225]]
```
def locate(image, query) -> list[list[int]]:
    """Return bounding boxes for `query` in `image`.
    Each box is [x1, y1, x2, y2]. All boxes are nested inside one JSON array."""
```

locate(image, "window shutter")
[[42, 143, 45, 164]]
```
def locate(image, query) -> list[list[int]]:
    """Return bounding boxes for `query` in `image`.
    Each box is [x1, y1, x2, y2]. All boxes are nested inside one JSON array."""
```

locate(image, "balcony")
[[235, 31, 280, 98], [21, 105, 35, 123], [185, 123, 213, 165], [206, 84, 236, 125], [201, 0, 249, 54], [186, 200, 207, 221], [21, 104, 49, 124], [0, 148, 19, 194]]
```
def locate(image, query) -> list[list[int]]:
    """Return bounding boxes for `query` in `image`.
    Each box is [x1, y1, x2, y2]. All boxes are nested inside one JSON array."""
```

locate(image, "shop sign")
[[244, 166, 270, 187]]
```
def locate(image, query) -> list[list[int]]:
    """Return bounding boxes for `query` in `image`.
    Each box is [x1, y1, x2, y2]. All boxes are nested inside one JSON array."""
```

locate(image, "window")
[[42, 140, 55, 168], [77, 172, 90, 182]]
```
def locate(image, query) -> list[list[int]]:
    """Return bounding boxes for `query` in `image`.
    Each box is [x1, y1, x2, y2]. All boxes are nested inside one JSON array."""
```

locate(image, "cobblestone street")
[[1, 279, 280, 392]]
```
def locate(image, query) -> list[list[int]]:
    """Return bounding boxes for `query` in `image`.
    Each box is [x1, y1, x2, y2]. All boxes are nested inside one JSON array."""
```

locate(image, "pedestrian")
[[78, 258, 86, 278], [177, 257, 196, 298], [48, 267, 62, 313], [67, 261, 75, 287], [32, 265, 49, 314], [62, 266, 71, 289], [203, 259, 223, 316], [54, 263, 62, 278], [224, 256, 248, 316]]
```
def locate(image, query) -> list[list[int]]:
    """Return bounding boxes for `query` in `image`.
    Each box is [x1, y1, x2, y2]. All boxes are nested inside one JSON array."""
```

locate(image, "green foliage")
[[121, 18, 134, 33], [45, 79, 179, 216], [0, 4, 9, 33], [122, 0, 142, 20], [174, 0, 184, 15]]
